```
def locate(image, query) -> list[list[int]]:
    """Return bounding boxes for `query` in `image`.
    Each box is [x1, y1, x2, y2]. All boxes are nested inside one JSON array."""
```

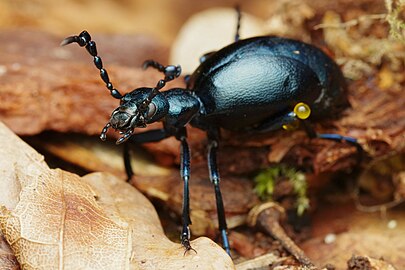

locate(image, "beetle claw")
[[116, 130, 133, 145]]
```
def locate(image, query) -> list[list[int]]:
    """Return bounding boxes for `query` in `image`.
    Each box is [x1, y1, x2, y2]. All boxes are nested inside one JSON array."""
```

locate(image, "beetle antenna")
[[234, 5, 242, 42], [61, 31, 123, 100]]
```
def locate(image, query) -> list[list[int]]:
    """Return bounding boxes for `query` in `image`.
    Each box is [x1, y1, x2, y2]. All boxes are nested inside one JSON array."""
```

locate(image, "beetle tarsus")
[[116, 130, 133, 145], [142, 60, 182, 81], [221, 229, 231, 256], [181, 229, 197, 255]]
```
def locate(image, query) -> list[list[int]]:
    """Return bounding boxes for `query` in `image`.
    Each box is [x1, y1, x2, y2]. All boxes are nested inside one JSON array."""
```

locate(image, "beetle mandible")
[[62, 9, 361, 256]]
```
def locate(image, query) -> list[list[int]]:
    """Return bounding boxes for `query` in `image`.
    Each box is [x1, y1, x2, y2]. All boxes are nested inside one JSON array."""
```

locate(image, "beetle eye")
[[147, 102, 157, 118]]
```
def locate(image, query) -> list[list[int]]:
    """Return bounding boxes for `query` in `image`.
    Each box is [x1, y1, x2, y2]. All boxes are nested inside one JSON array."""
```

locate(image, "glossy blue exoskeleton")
[[62, 10, 361, 256]]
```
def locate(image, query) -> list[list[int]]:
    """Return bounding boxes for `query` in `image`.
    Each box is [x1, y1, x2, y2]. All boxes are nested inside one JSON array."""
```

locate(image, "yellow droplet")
[[282, 120, 299, 131], [294, 102, 311, 119]]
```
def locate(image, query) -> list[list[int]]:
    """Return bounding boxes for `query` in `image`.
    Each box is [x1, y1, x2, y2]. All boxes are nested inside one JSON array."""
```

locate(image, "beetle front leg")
[[177, 131, 196, 254], [124, 128, 172, 181], [207, 130, 231, 256]]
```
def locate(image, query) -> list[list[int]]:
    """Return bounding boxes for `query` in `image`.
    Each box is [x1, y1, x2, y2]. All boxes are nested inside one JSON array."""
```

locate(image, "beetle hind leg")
[[207, 130, 231, 256]]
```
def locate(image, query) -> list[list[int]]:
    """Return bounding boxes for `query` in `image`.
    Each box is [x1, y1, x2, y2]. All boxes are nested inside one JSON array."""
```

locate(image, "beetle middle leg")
[[196, 6, 242, 66], [207, 129, 231, 256], [142, 60, 182, 82]]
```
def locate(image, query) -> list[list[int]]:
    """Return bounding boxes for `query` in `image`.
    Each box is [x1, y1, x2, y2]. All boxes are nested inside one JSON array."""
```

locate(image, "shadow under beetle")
[[62, 9, 362, 256]]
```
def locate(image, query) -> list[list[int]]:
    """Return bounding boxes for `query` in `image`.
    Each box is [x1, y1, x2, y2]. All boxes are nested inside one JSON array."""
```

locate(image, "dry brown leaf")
[[83, 173, 234, 269], [0, 169, 131, 269], [0, 120, 131, 269], [0, 121, 234, 269], [0, 232, 19, 270]]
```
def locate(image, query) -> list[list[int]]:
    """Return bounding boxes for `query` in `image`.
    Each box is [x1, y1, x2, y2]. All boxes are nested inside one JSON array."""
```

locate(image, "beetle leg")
[[252, 111, 298, 133], [207, 130, 231, 256], [123, 127, 197, 254], [300, 121, 364, 164], [123, 143, 133, 181], [142, 60, 182, 82], [123, 128, 171, 181], [61, 31, 123, 99], [178, 134, 197, 254]]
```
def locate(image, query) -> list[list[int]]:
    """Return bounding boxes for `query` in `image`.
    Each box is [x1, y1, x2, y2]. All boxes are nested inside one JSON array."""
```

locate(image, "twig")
[[248, 202, 316, 269]]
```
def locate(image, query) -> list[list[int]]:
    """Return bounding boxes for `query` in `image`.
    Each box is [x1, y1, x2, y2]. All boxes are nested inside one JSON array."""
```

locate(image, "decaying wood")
[[0, 30, 171, 136], [0, 121, 234, 269]]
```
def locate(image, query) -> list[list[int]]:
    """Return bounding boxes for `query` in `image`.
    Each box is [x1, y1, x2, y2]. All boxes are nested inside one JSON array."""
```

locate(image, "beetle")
[[62, 10, 361, 256]]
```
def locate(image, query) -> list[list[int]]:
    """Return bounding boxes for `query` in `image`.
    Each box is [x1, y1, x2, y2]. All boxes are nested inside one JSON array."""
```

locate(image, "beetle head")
[[100, 87, 169, 144]]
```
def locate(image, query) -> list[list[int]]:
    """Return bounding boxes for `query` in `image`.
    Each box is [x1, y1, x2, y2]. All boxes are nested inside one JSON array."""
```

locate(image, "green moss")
[[254, 165, 309, 215]]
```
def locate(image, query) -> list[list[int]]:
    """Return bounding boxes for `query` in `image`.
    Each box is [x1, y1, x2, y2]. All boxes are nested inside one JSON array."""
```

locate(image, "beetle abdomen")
[[193, 54, 322, 130], [190, 36, 348, 130]]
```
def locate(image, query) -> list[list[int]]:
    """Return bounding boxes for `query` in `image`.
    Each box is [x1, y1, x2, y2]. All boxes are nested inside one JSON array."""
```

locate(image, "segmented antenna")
[[235, 5, 242, 42], [61, 31, 123, 99]]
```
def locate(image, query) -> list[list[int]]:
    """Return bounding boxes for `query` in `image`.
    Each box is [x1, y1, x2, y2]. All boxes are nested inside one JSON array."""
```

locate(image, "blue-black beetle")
[[62, 10, 361, 256]]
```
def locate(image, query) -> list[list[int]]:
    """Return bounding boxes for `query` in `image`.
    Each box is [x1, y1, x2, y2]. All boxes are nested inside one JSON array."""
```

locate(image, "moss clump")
[[254, 165, 309, 215]]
